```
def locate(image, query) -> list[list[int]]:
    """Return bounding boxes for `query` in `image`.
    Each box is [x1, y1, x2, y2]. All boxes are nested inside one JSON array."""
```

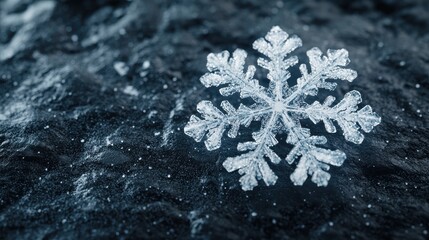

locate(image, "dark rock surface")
[[0, 0, 428, 239]]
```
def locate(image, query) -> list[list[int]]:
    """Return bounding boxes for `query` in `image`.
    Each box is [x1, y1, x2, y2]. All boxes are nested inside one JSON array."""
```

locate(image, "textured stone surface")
[[0, 0, 428, 239]]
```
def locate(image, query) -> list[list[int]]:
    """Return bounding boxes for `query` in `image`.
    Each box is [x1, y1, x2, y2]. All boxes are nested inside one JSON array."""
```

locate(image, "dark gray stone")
[[0, 0, 428, 239]]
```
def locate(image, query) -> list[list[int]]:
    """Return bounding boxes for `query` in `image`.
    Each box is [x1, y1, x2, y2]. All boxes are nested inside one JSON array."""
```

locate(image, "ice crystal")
[[184, 26, 381, 191]]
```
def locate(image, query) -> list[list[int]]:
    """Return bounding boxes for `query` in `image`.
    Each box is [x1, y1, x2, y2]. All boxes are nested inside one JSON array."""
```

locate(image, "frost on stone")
[[184, 26, 381, 191]]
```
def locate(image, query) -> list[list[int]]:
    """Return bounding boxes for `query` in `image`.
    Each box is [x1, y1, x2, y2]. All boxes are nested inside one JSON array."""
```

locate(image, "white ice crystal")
[[184, 26, 381, 191]]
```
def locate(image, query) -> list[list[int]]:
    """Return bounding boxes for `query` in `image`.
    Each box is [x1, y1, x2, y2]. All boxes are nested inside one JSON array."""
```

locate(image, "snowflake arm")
[[285, 47, 358, 104], [281, 114, 346, 186], [184, 100, 271, 151], [253, 26, 302, 101], [200, 49, 273, 104], [223, 112, 281, 191], [306, 90, 382, 144]]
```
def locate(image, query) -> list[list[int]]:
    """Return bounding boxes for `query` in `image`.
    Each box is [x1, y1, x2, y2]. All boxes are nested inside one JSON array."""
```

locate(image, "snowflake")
[[184, 26, 381, 191]]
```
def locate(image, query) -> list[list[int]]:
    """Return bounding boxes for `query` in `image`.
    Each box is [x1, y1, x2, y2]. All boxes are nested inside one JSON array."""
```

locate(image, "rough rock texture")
[[0, 0, 428, 239]]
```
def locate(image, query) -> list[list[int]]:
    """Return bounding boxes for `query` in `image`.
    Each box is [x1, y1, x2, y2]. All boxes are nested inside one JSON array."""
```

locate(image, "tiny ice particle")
[[114, 61, 129, 76], [140, 71, 148, 77], [143, 60, 151, 69], [123, 85, 139, 96]]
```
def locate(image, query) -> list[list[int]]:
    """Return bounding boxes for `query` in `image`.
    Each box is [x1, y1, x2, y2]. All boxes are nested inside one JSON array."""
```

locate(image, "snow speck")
[[114, 62, 129, 76], [139, 71, 148, 77], [142, 60, 151, 69], [139, 60, 151, 77], [148, 110, 157, 118], [123, 85, 139, 96], [71, 35, 78, 42]]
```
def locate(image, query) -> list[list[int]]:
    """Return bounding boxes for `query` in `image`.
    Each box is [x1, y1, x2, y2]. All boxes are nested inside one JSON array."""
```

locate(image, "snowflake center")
[[273, 101, 284, 112]]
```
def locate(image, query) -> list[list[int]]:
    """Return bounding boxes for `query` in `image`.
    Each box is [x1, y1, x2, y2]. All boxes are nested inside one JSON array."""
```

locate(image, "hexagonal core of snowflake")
[[184, 26, 381, 191], [273, 101, 284, 112]]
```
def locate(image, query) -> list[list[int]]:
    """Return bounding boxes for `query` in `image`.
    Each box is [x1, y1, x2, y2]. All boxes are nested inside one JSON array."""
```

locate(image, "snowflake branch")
[[284, 48, 357, 105], [223, 112, 281, 191], [253, 26, 302, 101], [281, 113, 346, 186], [305, 90, 381, 144], [184, 100, 272, 151], [200, 49, 273, 105]]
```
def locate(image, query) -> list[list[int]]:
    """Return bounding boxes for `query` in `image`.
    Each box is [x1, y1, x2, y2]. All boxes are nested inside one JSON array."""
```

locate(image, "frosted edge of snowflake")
[[184, 26, 381, 191]]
